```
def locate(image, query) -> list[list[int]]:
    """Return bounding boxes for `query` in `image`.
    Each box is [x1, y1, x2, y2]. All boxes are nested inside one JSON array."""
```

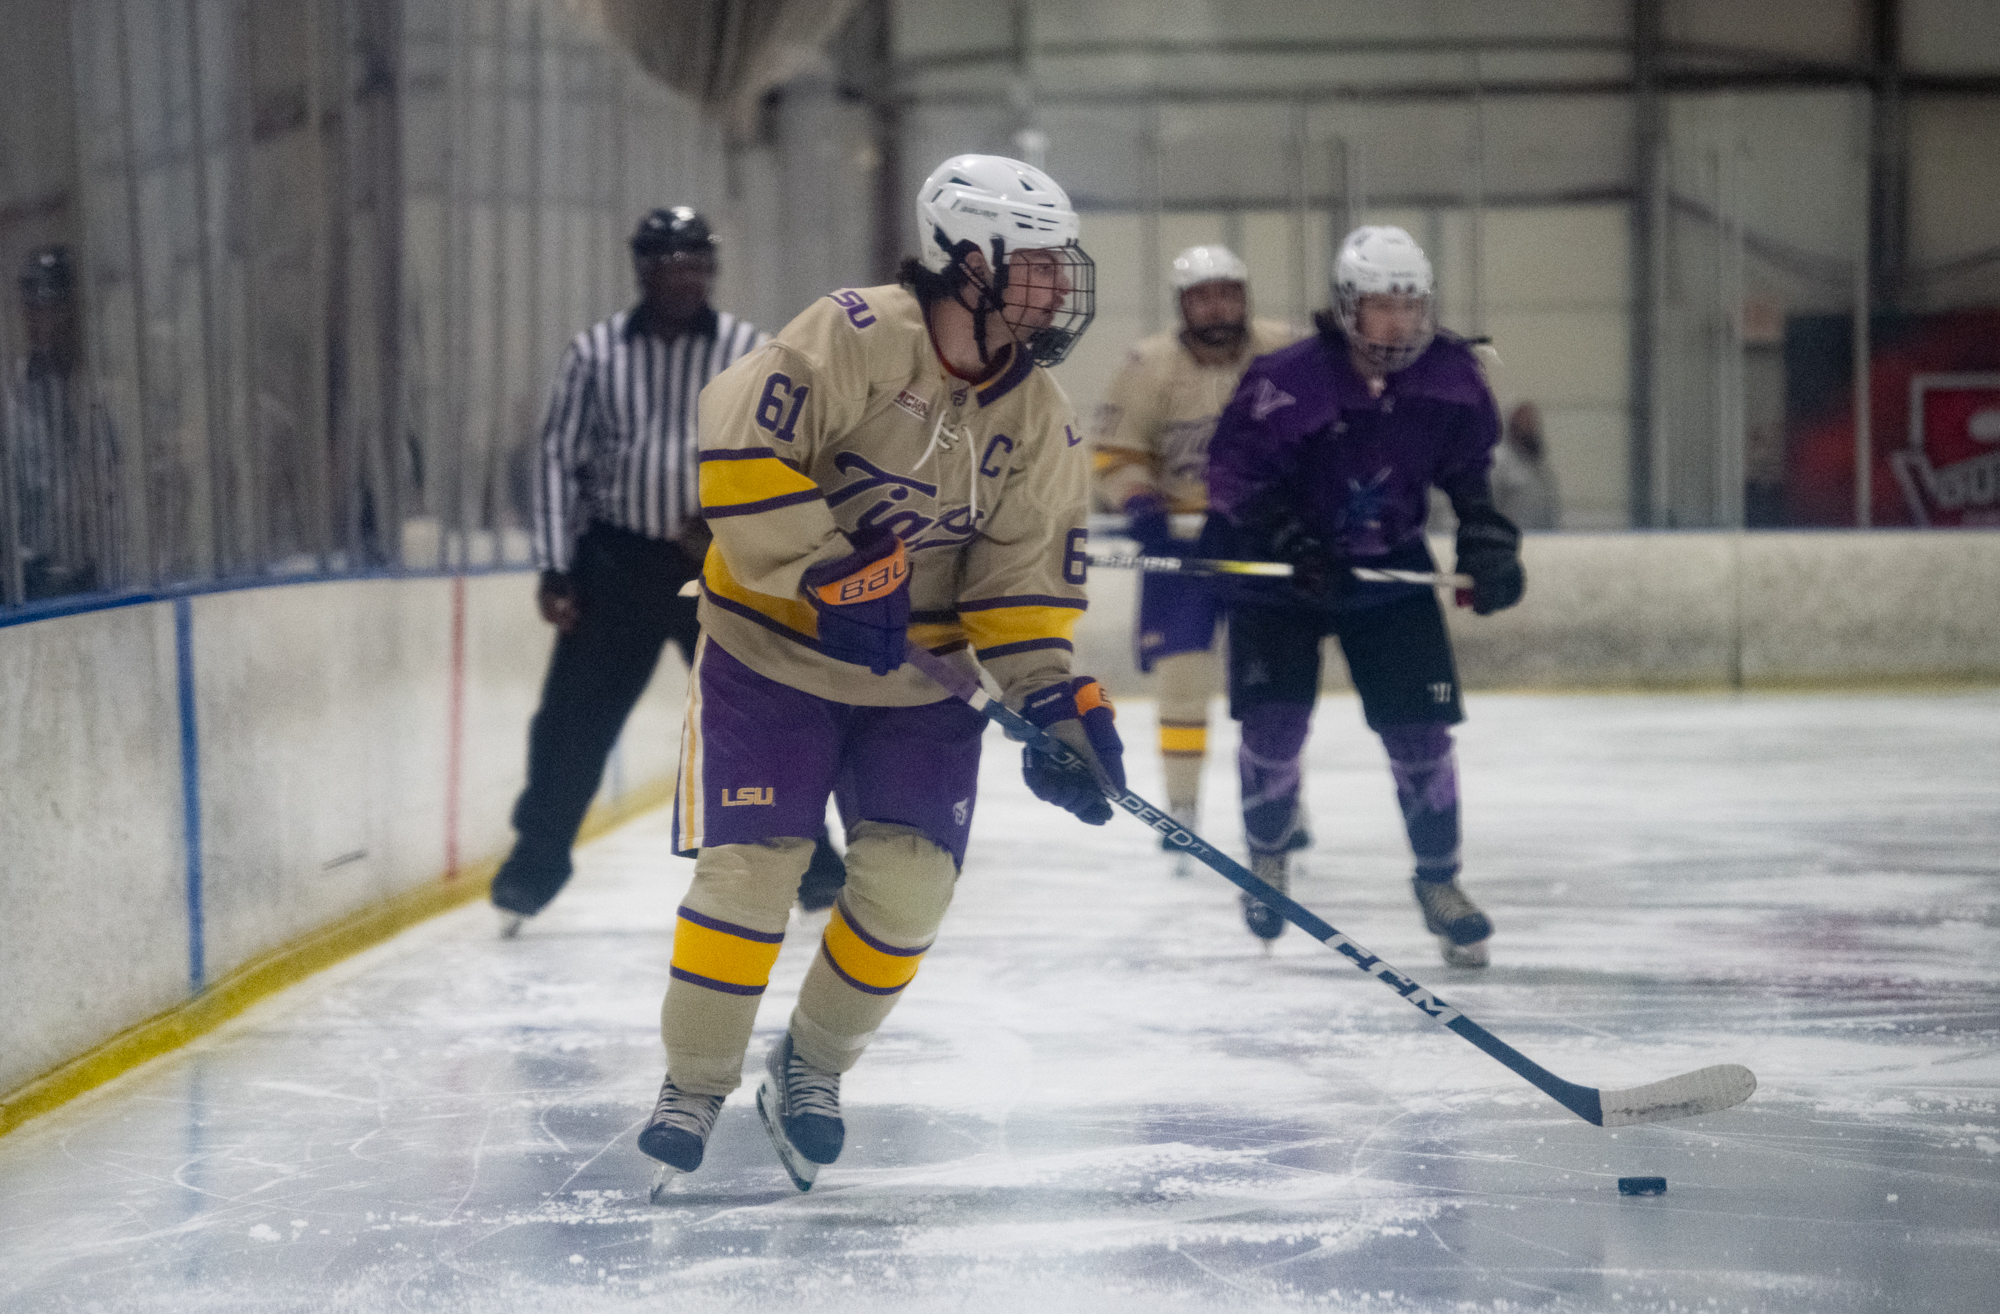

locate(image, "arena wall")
[[1074, 530, 2000, 694], [6, 529, 1996, 1122], [0, 572, 687, 1114]]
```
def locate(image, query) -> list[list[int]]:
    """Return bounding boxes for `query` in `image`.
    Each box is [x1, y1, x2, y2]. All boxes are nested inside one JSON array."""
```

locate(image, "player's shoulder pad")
[[770, 284, 919, 388], [1230, 336, 1337, 432], [1248, 317, 1305, 354], [799, 284, 920, 342], [1400, 330, 1495, 405]]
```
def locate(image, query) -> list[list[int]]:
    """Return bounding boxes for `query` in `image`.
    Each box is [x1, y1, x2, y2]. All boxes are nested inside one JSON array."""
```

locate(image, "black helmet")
[[631, 207, 715, 258], [20, 245, 75, 306]]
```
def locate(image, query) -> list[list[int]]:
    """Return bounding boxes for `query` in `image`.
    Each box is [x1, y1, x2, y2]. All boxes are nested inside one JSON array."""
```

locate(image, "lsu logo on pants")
[[721, 787, 774, 807]]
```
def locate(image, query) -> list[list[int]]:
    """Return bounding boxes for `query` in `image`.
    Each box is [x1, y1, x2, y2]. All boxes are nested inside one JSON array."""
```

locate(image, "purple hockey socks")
[[1381, 723, 1460, 882]]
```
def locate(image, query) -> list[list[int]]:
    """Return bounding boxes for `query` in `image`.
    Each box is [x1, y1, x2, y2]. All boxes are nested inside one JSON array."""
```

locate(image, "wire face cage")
[[1009, 243, 1096, 368]]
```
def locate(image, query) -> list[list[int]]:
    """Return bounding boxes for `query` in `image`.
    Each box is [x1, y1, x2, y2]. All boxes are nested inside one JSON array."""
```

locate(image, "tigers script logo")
[[823, 452, 985, 550]]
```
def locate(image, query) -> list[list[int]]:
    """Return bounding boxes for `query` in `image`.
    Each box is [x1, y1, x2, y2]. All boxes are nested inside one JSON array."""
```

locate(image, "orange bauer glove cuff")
[[810, 535, 909, 607]]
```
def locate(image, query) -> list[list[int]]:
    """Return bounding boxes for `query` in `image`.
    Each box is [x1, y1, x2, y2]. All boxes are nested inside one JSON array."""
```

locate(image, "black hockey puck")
[[1618, 1176, 1667, 1196]]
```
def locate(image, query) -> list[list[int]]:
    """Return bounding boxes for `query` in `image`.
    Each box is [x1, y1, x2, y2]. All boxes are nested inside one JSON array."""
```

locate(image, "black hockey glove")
[[1454, 506, 1525, 615], [1244, 503, 1349, 603], [1122, 491, 1174, 558], [1019, 678, 1126, 825]]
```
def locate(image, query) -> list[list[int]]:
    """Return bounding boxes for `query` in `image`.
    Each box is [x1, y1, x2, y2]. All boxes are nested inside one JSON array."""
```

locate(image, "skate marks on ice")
[[0, 692, 1997, 1313]]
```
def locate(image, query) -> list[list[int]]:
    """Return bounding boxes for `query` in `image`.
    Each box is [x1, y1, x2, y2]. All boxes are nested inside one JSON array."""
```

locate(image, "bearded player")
[[1204, 226, 1523, 963], [636, 155, 1124, 1196], [1092, 247, 1301, 869]]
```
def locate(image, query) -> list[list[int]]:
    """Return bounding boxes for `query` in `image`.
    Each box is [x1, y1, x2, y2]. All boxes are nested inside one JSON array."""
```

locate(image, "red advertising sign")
[[1893, 375, 2000, 526], [1784, 309, 2000, 527]]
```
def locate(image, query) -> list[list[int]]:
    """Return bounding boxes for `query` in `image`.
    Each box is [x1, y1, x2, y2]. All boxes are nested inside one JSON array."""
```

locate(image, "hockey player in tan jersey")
[[638, 155, 1126, 1197], [1092, 246, 1301, 861]]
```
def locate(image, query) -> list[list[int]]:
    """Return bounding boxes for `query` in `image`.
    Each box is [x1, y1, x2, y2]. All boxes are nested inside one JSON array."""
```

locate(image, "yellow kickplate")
[[0, 777, 671, 1140]]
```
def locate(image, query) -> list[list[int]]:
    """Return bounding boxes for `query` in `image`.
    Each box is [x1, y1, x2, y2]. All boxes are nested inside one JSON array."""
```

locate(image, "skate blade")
[[1172, 854, 1194, 879], [497, 911, 527, 940], [755, 1078, 819, 1193], [1439, 935, 1489, 968], [648, 1163, 689, 1205]]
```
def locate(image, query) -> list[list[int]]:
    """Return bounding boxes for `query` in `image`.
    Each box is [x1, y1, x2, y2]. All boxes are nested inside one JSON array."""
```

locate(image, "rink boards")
[[3, 529, 1998, 1132], [1078, 529, 2000, 693], [0, 572, 688, 1124]]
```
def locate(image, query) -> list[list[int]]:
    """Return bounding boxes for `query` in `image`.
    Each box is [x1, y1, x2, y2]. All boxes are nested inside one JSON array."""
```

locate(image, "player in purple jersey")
[[1201, 226, 1523, 964]]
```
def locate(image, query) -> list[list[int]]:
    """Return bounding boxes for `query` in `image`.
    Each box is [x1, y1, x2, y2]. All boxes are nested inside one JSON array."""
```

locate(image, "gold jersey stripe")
[[1158, 724, 1208, 755], [699, 454, 819, 509], [960, 604, 1081, 653], [701, 547, 819, 636], [908, 618, 967, 650], [821, 903, 928, 994], [672, 913, 785, 990]]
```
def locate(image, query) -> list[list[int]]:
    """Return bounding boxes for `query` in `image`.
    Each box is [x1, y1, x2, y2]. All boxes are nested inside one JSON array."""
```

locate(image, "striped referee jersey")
[[532, 305, 767, 571]]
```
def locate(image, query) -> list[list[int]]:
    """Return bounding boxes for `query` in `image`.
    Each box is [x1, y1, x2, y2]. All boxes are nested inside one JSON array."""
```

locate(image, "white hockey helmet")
[[1333, 225, 1437, 373], [915, 154, 1095, 366], [1168, 244, 1248, 290]]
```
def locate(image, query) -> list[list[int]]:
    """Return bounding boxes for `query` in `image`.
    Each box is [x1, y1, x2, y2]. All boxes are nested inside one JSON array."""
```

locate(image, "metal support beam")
[[1868, 0, 1907, 311], [1629, 0, 1664, 529], [859, 0, 904, 282]]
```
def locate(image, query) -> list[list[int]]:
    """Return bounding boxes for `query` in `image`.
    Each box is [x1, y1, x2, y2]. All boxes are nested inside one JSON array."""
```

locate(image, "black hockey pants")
[[493, 523, 700, 916]]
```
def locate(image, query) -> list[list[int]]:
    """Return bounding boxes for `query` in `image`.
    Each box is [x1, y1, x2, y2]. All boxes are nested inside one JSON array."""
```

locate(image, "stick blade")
[[1599, 1064, 1756, 1127]]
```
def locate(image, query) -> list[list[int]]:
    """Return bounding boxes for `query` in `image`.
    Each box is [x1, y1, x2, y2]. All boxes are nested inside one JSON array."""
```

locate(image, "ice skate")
[[1241, 852, 1289, 946], [637, 1075, 725, 1202], [496, 910, 528, 939], [756, 1034, 844, 1192], [1161, 802, 1199, 877], [1412, 876, 1492, 968]]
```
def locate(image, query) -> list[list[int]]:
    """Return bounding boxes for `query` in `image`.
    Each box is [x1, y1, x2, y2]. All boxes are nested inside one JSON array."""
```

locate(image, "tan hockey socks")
[[661, 837, 813, 1096], [788, 822, 955, 1073], [1155, 648, 1218, 814]]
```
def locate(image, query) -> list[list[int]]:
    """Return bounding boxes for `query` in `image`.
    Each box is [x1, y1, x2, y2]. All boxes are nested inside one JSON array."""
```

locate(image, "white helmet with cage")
[[1168, 244, 1248, 290], [1332, 225, 1437, 373], [915, 153, 1095, 366]]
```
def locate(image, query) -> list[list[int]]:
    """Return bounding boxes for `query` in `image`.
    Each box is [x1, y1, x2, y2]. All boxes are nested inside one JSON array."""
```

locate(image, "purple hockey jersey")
[[1207, 328, 1500, 560]]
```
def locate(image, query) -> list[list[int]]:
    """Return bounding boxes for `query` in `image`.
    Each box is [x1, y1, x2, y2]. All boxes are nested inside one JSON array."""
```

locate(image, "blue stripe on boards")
[[174, 596, 206, 993]]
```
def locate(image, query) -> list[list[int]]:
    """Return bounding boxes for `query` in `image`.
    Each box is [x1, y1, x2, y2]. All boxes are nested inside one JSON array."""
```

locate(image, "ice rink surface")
[[2, 690, 1997, 1314]]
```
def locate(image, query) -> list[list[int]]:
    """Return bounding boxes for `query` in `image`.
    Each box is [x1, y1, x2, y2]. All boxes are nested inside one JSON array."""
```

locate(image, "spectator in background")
[[2, 246, 114, 603], [1490, 401, 1560, 531], [493, 207, 845, 936]]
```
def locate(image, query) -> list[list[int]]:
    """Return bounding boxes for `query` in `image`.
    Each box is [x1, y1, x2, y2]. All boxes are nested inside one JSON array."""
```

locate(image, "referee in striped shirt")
[[496, 207, 843, 930]]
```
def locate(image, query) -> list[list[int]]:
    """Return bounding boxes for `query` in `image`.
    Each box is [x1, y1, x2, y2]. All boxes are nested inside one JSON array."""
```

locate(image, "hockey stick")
[[1088, 551, 1472, 590], [903, 637, 1756, 1128]]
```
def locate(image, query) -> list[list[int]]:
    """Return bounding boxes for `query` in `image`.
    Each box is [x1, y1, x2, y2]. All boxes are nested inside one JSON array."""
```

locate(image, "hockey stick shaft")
[[900, 640, 1611, 1125], [1088, 552, 1471, 590]]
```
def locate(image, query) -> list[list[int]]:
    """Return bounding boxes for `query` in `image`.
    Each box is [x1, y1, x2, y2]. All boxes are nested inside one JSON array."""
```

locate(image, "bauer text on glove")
[[800, 527, 911, 675], [1019, 677, 1126, 825]]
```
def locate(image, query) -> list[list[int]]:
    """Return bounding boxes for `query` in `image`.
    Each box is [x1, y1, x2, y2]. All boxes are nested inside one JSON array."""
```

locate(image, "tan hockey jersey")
[[696, 283, 1090, 709], [1092, 318, 1302, 515]]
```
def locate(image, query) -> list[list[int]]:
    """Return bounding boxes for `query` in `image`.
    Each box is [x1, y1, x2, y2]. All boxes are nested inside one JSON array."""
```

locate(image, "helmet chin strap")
[[931, 229, 1024, 372], [964, 237, 1015, 368]]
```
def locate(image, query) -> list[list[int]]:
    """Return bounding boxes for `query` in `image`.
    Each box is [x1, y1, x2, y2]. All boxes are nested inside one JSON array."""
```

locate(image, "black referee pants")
[[493, 524, 701, 916]]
